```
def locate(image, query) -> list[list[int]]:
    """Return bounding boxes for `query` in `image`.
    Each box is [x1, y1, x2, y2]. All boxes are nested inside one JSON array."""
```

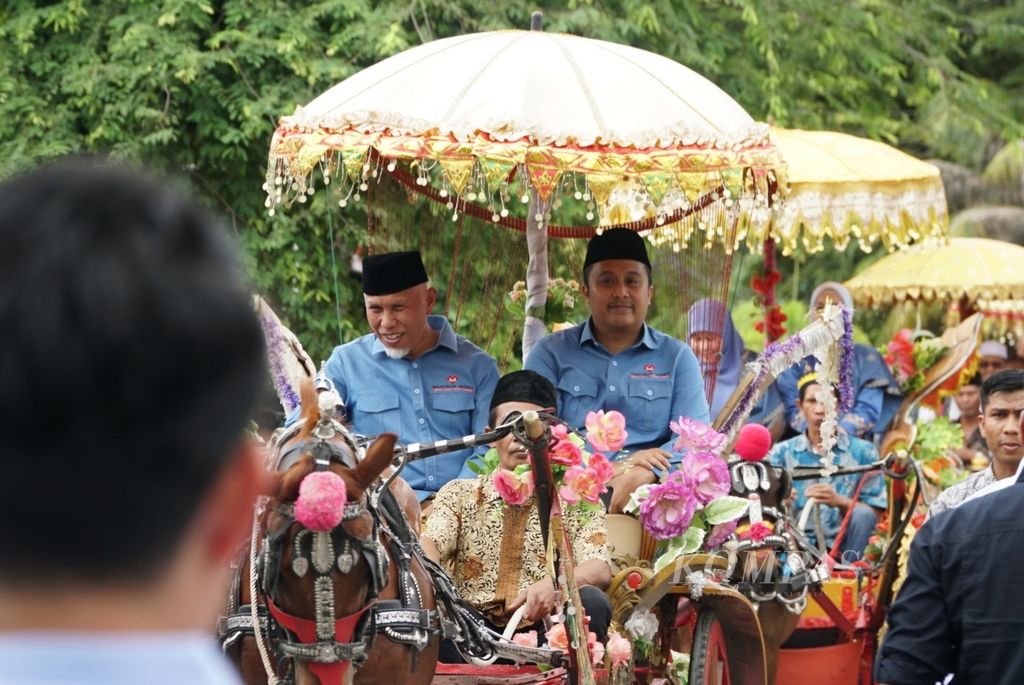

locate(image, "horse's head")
[[259, 379, 395, 683]]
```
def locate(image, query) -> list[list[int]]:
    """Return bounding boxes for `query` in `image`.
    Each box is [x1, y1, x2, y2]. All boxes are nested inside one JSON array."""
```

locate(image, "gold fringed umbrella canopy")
[[264, 29, 783, 241], [765, 128, 948, 255], [604, 127, 949, 255], [845, 237, 1024, 307]]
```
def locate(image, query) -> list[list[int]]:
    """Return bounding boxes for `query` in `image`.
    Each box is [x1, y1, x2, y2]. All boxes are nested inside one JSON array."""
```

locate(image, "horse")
[[721, 456, 807, 685], [221, 380, 440, 685]]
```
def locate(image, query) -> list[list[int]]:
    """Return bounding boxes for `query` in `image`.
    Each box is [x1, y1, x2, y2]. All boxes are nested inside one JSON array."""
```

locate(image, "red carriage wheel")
[[689, 609, 731, 685]]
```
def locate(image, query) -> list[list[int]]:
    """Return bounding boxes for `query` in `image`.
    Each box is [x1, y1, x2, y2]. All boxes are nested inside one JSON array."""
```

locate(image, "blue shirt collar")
[[579, 318, 658, 351], [370, 315, 457, 357]]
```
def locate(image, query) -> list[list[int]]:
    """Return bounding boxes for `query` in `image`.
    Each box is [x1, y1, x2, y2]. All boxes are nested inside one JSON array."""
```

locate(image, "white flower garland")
[[814, 302, 842, 475]]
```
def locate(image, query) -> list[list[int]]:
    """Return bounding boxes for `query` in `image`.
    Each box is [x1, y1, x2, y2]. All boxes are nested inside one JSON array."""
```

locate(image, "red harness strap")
[[266, 597, 374, 685]]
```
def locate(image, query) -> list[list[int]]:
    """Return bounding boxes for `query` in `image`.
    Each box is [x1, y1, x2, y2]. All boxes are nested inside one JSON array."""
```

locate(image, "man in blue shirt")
[[324, 251, 499, 501], [768, 374, 886, 560], [524, 229, 709, 512], [876, 464, 1024, 685]]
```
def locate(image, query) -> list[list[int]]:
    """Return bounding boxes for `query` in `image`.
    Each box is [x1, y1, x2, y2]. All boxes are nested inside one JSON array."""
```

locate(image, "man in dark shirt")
[[875, 462, 1024, 685]]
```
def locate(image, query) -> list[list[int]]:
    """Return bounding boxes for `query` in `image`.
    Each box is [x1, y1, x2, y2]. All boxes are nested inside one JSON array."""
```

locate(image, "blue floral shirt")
[[768, 429, 886, 547]]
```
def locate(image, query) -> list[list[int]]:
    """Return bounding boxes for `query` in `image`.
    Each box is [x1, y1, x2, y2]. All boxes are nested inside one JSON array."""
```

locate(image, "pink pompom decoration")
[[606, 631, 633, 667], [734, 423, 773, 462], [294, 471, 348, 532]]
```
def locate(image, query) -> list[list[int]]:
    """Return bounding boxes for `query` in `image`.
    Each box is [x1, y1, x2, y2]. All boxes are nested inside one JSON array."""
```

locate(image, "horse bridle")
[[258, 414, 391, 676], [723, 459, 828, 613]]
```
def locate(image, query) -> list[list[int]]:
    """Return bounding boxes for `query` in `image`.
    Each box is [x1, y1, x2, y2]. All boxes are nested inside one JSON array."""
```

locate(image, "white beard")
[[383, 346, 411, 360]]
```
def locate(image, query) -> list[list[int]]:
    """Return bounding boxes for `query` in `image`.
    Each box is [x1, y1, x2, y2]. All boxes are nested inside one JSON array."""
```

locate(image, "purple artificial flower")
[[705, 520, 738, 549], [261, 314, 302, 414], [678, 451, 731, 504], [639, 472, 698, 540], [720, 333, 803, 435], [669, 416, 727, 455]]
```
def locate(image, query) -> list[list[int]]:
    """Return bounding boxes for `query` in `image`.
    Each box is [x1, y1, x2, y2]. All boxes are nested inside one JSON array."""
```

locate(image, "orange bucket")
[[775, 640, 864, 685]]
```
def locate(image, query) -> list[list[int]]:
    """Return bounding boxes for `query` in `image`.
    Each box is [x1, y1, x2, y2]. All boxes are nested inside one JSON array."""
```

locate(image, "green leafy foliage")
[[912, 416, 965, 463]]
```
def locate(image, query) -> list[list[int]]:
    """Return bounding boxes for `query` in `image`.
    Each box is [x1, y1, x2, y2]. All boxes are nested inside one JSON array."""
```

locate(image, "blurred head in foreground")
[[0, 158, 266, 631]]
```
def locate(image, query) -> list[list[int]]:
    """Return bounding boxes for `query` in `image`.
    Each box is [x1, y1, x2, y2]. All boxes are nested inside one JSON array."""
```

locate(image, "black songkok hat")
[[362, 251, 429, 295], [489, 370, 558, 412], [583, 228, 651, 270]]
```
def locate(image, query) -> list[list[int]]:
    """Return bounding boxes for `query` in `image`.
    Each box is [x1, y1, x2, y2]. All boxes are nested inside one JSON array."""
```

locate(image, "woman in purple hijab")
[[687, 298, 784, 435]]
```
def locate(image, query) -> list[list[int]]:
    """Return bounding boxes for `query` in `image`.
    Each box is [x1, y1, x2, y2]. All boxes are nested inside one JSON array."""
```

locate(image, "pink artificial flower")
[[550, 437, 583, 467], [551, 424, 570, 441], [586, 453, 615, 486], [562, 464, 607, 505], [294, 471, 348, 532], [705, 520, 738, 549], [585, 410, 628, 453], [606, 632, 632, 667], [512, 631, 538, 648], [492, 469, 534, 506], [559, 484, 581, 505], [545, 623, 569, 651], [639, 472, 698, 540], [678, 451, 731, 504], [669, 416, 726, 455], [588, 631, 605, 666]]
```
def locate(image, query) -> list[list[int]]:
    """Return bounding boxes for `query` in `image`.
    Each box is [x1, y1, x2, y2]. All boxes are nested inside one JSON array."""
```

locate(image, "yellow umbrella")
[[766, 128, 948, 255], [845, 237, 1024, 307], [608, 127, 949, 255], [975, 298, 1024, 344]]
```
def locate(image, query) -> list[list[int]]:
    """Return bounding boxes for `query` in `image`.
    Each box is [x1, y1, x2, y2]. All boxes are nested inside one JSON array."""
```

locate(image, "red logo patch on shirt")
[[447, 375, 459, 384], [644, 364, 656, 372]]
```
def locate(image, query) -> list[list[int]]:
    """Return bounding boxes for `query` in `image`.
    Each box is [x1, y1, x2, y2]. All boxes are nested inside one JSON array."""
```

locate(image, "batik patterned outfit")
[[927, 465, 997, 519], [425, 475, 609, 627]]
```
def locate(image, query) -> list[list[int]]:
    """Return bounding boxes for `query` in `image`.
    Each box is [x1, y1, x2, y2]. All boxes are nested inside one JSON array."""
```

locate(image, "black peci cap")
[[489, 370, 558, 412], [583, 228, 651, 270], [362, 251, 429, 295]]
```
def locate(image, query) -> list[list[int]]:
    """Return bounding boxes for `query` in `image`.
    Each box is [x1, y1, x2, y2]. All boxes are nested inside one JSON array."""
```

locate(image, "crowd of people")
[[3, 157, 1022, 685]]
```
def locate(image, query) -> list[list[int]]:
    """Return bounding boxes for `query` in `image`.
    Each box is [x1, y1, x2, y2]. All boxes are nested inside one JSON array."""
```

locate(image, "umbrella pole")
[[523, 189, 551, 360]]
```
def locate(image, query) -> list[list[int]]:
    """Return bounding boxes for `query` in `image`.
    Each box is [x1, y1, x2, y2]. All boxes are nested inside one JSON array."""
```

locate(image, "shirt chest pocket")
[[556, 373, 598, 429], [431, 391, 476, 436], [354, 392, 401, 437], [628, 380, 672, 432]]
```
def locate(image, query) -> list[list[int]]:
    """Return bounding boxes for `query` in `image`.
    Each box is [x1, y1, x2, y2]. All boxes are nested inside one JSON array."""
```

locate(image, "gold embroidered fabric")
[[424, 476, 609, 626]]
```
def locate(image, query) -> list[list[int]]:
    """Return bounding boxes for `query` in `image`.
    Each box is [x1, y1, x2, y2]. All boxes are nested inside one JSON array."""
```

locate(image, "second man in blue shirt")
[[525, 229, 709, 511]]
